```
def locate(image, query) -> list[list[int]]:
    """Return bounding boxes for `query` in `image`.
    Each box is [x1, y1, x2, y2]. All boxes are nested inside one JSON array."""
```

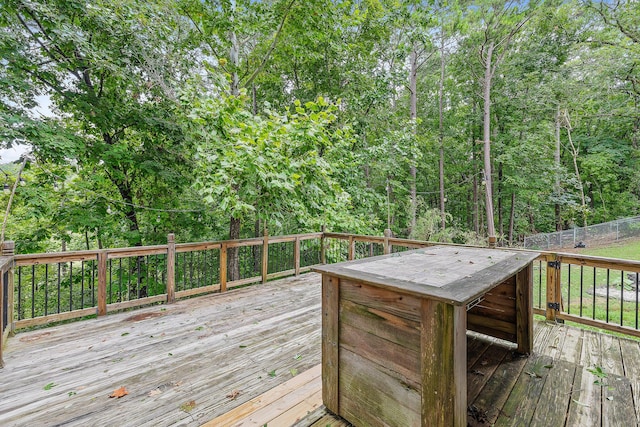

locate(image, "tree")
[[1, 0, 194, 246], [468, 0, 538, 244]]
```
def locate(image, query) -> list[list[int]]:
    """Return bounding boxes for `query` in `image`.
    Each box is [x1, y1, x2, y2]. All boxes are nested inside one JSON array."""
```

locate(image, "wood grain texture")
[[338, 348, 420, 427], [339, 279, 421, 323], [0, 274, 322, 427], [421, 299, 466, 427], [166, 234, 176, 303], [515, 264, 533, 354], [97, 251, 107, 316], [339, 299, 420, 353], [219, 244, 227, 292], [321, 274, 339, 414]]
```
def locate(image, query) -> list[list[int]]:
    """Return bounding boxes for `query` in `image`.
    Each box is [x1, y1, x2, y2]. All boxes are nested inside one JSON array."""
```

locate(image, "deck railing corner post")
[[348, 235, 355, 261], [97, 250, 107, 316], [384, 228, 392, 255], [294, 236, 301, 276], [167, 234, 176, 304]]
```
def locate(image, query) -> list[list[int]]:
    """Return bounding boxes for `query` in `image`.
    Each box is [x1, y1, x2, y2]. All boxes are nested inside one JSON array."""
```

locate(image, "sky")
[[0, 95, 51, 164], [0, 143, 30, 163]]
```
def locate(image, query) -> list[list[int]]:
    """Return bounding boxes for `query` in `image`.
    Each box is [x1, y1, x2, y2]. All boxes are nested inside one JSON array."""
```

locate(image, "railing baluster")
[[31, 264, 35, 318], [69, 262, 73, 312], [44, 264, 48, 317], [620, 270, 624, 327], [567, 264, 571, 315], [579, 266, 584, 318], [636, 272, 639, 330], [17, 266, 21, 320], [606, 269, 610, 323], [81, 261, 85, 309], [57, 262, 61, 314], [592, 267, 596, 320]]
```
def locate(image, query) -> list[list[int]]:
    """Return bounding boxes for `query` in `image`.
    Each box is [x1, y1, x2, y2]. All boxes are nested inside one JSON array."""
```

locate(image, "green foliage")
[[1, 0, 639, 252]]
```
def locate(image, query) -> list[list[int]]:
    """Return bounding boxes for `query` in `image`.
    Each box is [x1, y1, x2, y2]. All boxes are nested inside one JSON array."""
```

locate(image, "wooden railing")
[[1, 241, 15, 367], [532, 252, 640, 338], [7, 232, 324, 330], [2, 231, 640, 343]]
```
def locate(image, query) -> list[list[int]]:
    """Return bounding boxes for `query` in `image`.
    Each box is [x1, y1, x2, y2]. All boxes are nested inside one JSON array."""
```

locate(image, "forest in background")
[[0, 0, 638, 254]]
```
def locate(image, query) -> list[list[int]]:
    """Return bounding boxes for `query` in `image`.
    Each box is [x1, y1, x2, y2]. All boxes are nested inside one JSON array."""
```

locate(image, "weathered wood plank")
[[467, 344, 509, 403], [467, 313, 517, 343], [0, 274, 323, 427], [601, 333, 624, 376], [339, 320, 420, 386], [529, 359, 576, 426], [560, 327, 583, 364], [339, 279, 421, 322], [468, 349, 529, 426], [202, 364, 321, 426], [566, 330, 602, 426], [494, 354, 553, 426], [321, 274, 339, 414], [602, 374, 636, 427], [338, 348, 420, 426], [619, 338, 640, 424], [339, 299, 420, 352], [466, 334, 492, 370], [97, 251, 107, 316], [421, 299, 466, 427], [515, 264, 533, 354], [166, 233, 176, 303]]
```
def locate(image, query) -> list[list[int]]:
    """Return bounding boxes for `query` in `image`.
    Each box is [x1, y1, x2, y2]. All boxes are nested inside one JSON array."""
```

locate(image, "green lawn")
[[574, 238, 640, 261]]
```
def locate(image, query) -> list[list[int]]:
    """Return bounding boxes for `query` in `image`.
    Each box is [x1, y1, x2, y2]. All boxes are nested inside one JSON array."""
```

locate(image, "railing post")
[[262, 226, 269, 284], [294, 236, 301, 276], [383, 229, 392, 255], [166, 234, 175, 303], [97, 251, 107, 316], [545, 254, 562, 321], [220, 243, 227, 292], [320, 225, 326, 265], [348, 235, 355, 261], [3, 241, 15, 336]]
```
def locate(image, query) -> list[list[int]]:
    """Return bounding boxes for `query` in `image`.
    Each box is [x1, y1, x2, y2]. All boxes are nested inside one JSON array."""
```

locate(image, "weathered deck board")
[[1, 273, 640, 427], [0, 274, 322, 427]]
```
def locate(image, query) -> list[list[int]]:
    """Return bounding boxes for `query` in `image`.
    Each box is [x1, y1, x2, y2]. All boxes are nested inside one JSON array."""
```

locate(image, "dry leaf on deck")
[[109, 386, 129, 398], [148, 388, 162, 397], [226, 390, 241, 400]]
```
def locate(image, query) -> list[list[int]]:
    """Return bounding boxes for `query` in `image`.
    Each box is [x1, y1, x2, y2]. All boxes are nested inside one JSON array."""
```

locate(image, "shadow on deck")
[[1, 273, 639, 426]]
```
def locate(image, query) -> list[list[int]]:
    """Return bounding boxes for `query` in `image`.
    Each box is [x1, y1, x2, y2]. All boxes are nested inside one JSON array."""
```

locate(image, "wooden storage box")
[[313, 245, 538, 427]]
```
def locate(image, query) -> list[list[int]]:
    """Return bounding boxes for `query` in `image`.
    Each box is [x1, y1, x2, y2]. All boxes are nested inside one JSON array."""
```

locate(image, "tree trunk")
[[555, 106, 562, 231], [472, 102, 480, 235], [111, 177, 142, 246], [497, 161, 503, 244], [561, 109, 588, 227], [509, 192, 516, 246], [438, 33, 446, 230], [482, 42, 496, 244], [409, 48, 418, 235]]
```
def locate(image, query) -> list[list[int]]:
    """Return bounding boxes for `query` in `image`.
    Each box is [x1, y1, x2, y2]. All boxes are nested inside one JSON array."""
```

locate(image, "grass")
[[570, 238, 640, 261]]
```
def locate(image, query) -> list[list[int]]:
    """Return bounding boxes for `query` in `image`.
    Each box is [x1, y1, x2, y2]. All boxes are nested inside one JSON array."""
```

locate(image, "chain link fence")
[[524, 216, 640, 250]]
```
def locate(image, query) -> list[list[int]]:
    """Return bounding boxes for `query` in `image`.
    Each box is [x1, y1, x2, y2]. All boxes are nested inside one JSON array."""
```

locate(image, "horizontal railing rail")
[[3, 231, 640, 343]]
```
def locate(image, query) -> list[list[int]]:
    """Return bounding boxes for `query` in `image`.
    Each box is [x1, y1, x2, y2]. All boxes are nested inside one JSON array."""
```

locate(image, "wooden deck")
[[1, 273, 640, 426]]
